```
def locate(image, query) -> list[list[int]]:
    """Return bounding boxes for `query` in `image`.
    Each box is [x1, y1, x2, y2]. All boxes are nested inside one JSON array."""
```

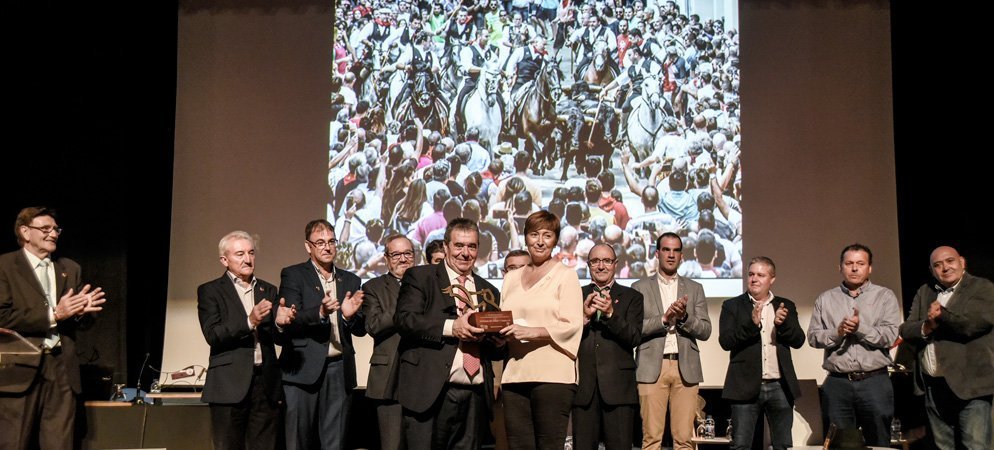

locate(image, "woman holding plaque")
[[498, 210, 584, 450]]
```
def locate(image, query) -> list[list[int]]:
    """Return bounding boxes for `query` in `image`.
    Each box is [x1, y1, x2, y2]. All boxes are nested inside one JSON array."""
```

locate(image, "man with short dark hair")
[[900, 246, 994, 450], [198, 231, 296, 450], [807, 244, 901, 446], [394, 218, 502, 449], [363, 235, 416, 450], [279, 219, 366, 450], [632, 232, 710, 450], [502, 249, 530, 275], [425, 239, 446, 265], [719, 256, 804, 450], [573, 244, 644, 450], [0, 207, 106, 450]]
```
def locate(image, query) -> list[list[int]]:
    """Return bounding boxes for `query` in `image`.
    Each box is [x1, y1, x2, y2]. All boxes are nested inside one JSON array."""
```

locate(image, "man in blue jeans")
[[900, 246, 994, 450], [807, 244, 902, 445], [719, 256, 805, 450]]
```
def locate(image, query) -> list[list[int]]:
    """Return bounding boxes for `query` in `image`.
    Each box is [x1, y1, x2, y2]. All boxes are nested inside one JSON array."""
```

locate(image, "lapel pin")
[[61, 272, 67, 278]]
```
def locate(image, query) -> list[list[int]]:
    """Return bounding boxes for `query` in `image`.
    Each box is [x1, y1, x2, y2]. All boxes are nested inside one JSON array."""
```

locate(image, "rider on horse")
[[503, 34, 548, 96], [569, 14, 619, 79], [453, 29, 505, 135], [599, 46, 659, 142]]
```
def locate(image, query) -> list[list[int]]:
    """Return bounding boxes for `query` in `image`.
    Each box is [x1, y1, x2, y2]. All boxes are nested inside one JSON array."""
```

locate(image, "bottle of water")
[[704, 415, 716, 439], [150, 379, 161, 394], [890, 417, 902, 442]]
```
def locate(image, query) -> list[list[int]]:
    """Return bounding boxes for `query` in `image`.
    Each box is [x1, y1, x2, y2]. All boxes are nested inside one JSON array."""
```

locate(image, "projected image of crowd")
[[328, 0, 741, 280]]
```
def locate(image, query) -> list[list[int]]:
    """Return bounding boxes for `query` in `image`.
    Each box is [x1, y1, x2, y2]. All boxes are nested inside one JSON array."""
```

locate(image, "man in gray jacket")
[[632, 232, 711, 450], [899, 246, 994, 450]]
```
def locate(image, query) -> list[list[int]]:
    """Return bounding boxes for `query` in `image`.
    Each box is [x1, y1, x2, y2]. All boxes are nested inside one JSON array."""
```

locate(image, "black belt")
[[761, 378, 780, 384], [662, 353, 678, 360], [829, 367, 888, 382]]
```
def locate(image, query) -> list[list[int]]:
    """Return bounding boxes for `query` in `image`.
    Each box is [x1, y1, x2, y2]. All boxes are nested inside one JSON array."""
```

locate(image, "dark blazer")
[[899, 273, 994, 399], [0, 250, 84, 394], [278, 261, 366, 387], [574, 283, 643, 407], [718, 294, 805, 402], [362, 273, 403, 401], [394, 262, 500, 414], [197, 273, 282, 404]]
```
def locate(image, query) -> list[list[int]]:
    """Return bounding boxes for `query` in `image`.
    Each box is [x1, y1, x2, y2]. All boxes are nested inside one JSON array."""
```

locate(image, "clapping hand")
[[340, 290, 364, 320], [774, 302, 788, 326], [250, 299, 273, 327], [276, 298, 297, 326]]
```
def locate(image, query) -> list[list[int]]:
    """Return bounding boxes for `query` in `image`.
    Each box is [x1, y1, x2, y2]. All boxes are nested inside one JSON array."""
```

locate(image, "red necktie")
[[457, 275, 481, 378]]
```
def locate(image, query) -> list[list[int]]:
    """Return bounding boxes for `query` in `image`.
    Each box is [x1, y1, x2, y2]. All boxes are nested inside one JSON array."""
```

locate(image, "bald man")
[[573, 244, 643, 450], [900, 246, 994, 450]]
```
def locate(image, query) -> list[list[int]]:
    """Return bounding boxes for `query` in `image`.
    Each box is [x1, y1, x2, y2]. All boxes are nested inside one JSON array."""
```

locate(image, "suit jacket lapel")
[[53, 260, 69, 298], [943, 273, 971, 310], [14, 252, 46, 298], [647, 277, 664, 317], [220, 274, 249, 320], [435, 263, 458, 316]]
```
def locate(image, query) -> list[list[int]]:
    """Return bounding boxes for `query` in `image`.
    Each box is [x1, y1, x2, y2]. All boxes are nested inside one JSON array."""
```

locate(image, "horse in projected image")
[[626, 77, 674, 165], [392, 68, 449, 132], [580, 40, 617, 88], [511, 61, 561, 176], [452, 66, 503, 149], [440, 44, 464, 101]]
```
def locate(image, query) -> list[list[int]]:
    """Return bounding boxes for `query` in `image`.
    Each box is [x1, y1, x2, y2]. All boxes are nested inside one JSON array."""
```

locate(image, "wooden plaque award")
[[442, 284, 513, 332]]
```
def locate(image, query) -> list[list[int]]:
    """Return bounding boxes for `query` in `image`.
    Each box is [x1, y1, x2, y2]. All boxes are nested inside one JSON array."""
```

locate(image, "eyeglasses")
[[387, 251, 414, 261], [26, 225, 63, 235], [307, 239, 338, 249], [588, 258, 616, 266], [502, 264, 525, 274]]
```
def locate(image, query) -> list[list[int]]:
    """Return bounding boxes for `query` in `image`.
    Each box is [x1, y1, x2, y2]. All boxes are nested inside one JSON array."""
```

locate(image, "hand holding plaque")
[[442, 284, 513, 333]]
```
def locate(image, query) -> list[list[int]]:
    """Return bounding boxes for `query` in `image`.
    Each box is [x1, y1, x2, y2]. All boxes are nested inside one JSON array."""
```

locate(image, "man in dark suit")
[[279, 219, 366, 450], [197, 230, 297, 450], [632, 232, 711, 450], [719, 256, 805, 450], [363, 234, 416, 450], [572, 243, 643, 450], [394, 218, 501, 450], [0, 206, 106, 450], [899, 246, 994, 450]]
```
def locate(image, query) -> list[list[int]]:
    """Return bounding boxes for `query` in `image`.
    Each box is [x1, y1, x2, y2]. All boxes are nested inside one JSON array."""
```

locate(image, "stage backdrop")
[[167, 0, 898, 389]]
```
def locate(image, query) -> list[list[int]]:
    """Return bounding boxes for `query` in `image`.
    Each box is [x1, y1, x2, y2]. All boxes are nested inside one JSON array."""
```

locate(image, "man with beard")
[[631, 232, 710, 450], [363, 235, 417, 450], [572, 244, 644, 450]]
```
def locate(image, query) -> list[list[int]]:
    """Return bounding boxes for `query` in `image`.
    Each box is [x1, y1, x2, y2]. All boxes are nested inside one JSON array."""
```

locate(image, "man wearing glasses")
[[572, 244, 644, 450], [0, 206, 106, 449], [362, 235, 415, 450], [278, 219, 366, 450], [502, 249, 530, 275], [632, 232, 711, 450]]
